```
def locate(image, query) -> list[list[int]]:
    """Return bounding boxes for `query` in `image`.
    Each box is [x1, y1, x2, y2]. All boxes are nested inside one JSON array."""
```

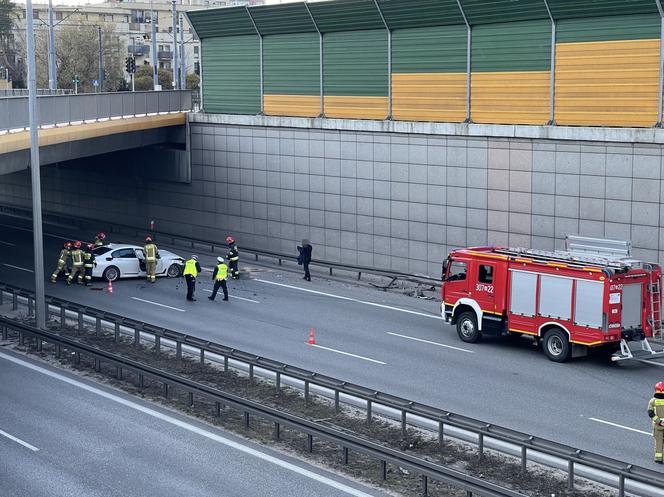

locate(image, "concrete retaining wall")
[[1, 113, 663, 277]]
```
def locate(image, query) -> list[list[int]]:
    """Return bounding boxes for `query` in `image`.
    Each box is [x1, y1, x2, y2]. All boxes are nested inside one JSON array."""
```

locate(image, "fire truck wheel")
[[456, 311, 480, 343], [542, 329, 571, 362]]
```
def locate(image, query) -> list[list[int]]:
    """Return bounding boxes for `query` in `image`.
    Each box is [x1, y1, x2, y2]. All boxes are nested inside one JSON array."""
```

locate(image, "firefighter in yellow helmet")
[[649, 382, 664, 463], [66, 241, 85, 285], [94, 232, 106, 247], [144, 236, 159, 283], [208, 256, 228, 301], [226, 235, 239, 279], [50, 242, 72, 283], [183, 255, 201, 301]]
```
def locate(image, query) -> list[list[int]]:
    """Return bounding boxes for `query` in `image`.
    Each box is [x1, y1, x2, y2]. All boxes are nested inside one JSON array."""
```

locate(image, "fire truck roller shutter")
[[510, 271, 537, 317], [622, 283, 643, 330]]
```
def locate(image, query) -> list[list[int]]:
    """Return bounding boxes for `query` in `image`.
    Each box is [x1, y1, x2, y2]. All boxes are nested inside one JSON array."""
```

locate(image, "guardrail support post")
[[155, 336, 161, 354], [176, 342, 182, 359], [56, 344, 61, 358], [0, 290, 3, 305], [380, 460, 387, 480], [1, 325, 7, 341], [19, 331, 24, 346], [438, 422, 444, 453], [94, 358, 100, 372], [273, 422, 280, 441], [478, 432, 484, 461], [249, 363, 254, 381], [334, 390, 340, 413], [60, 307, 66, 328], [244, 412, 250, 429], [304, 380, 310, 405], [215, 401, 221, 417], [200, 348, 205, 365], [134, 328, 140, 348], [77, 312, 83, 334], [117, 367, 122, 380], [358, 271, 362, 280], [224, 356, 229, 372], [114, 322, 120, 342], [401, 410, 407, 435], [188, 392, 194, 407], [618, 474, 625, 497], [421, 475, 428, 496], [567, 460, 575, 490], [163, 382, 169, 398], [307, 434, 313, 453], [28, 297, 33, 316], [36, 338, 42, 352], [275, 371, 281, 394], [12, 293, 17, 311], [521, 446, 527, 472], [342, 446, 349, 465], [366, 400, 372, 426]]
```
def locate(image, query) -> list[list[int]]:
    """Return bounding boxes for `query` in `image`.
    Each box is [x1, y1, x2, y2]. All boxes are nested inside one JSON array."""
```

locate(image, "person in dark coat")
[[297, 239, 312, 281]]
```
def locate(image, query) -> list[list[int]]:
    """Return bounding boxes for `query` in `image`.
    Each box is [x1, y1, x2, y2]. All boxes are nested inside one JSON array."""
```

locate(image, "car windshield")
[[93, 247, 112, 255]]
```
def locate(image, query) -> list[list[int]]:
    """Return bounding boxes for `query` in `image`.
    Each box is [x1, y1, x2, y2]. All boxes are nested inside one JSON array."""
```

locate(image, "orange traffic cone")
[[308, 328, 316, 345], [107, 280, 113, 293]]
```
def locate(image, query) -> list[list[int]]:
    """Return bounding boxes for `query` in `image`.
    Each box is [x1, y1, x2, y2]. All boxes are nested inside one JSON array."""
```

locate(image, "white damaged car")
[[92, 244, 185, 282]]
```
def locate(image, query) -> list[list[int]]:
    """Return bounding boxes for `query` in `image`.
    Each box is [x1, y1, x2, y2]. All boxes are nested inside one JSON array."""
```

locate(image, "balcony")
[[158, 51, 173, 60], [128, 45, 150, 56]]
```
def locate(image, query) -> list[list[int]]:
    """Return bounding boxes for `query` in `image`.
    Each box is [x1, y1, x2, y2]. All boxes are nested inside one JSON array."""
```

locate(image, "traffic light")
[[125, 57, 131, 73], [125, 56, 136, 74], [130, 57, 136, 73]]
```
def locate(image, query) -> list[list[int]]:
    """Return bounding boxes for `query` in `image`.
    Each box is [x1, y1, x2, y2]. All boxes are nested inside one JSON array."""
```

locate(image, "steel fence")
[[1, 282, 663, 497], [0, 90, 192, 133]]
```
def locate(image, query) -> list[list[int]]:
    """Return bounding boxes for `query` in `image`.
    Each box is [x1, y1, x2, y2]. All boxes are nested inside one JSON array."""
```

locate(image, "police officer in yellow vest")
[[50, 241, 72, 283], [208, 257, 229, 301], [183, 255, 201, 301], [67, 241, 85, 285], [144, 236, 159, 283], [649, 382, 664, 463]]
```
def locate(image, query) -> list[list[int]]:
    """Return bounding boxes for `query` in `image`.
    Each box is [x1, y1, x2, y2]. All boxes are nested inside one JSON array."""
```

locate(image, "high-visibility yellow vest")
[[71, 249, 84, 266], [145, 243, 157, 261], [183, 259, 198, 277], [215, 263, 228, 280]]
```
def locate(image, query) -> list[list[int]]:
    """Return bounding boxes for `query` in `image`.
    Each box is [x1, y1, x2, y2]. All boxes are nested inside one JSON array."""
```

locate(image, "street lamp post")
[[98, 26, 104, 92], [171, 0, 178, 89], [151, 0, 158, 90], [25, 0, 46, 330], [47, 0, 57, 92]]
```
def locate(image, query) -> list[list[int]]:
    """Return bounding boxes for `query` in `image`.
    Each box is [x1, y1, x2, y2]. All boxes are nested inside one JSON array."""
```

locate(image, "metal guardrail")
[[0, 314, 526, 497], [0, 203, 439, 287], [0, 89, 74, 97], [1, 281, 663, 497], [0, 91, 192, 133]]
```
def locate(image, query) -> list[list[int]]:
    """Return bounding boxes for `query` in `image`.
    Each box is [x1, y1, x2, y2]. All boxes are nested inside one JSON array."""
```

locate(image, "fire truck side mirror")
[[441, 258, 449, 281]]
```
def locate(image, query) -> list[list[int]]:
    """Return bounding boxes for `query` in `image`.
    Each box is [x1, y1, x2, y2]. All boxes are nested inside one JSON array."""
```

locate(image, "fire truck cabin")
[[441, 245, 662, 362]]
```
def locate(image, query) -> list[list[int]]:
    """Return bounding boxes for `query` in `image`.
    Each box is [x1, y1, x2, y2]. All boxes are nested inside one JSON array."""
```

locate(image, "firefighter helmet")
[[145, 236, 153, 243], [656, 382, 664, 394], [74, 241, 81, 248], [226, 236, 235, 244], [217, 256, 225, 263], [97, 232, 106, 240], [87, 243, 94, 250], [64, 242, 72, 248]]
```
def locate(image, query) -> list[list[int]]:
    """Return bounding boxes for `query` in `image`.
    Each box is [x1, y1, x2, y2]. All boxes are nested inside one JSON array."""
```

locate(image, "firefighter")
[[83, 243, 97, 286], [649, 382, 664, 463], [50, 242, 72, 283], [94, 232, 107, 247], [144, 236, 159, 283], [226, 235, 239, 280], [183, 255, 201, 301], [66, 241, 85, 285], [208, 257, 229, 301]]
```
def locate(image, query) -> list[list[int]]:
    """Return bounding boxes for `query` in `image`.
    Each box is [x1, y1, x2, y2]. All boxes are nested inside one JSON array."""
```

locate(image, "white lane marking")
[[2, 264, 34, 273], [202, 289, 259, 303], [0, 352, 377, 497], [130, 297, 185, 313], [309, 344, 386, 365], [588, 418, 650, 436], [386, 332, 474, 353], [0, 241, 15, 246], [0, 428, 39, 452], [256, 279, 442, 320], [0, 223, 69, 241]]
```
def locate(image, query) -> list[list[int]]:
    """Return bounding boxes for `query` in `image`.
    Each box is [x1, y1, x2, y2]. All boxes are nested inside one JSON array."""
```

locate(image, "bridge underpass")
[[0, 91, 191, 177]]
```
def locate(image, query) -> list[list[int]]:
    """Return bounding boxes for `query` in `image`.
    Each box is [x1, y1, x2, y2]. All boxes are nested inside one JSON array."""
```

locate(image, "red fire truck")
[[441, 237, 664, 362]]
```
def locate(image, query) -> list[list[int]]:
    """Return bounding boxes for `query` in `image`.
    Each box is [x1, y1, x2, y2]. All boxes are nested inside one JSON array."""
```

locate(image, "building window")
[[193, 46, 199, 55], [55, 12, 63, 20], [194, 62, 199, 75]]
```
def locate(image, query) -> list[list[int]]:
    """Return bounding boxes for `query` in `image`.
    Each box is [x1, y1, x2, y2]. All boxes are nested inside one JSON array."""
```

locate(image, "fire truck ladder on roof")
[[493, 247, 630, 271], [649, 272, 663, 343]]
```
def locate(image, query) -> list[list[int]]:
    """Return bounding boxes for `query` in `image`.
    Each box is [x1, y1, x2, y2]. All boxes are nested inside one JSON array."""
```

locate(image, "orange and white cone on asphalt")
[[308, 328, 316, 345], [107, 280, 113, 293]]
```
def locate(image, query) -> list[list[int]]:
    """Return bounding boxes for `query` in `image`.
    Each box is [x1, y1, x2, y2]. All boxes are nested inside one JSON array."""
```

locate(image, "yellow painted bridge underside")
[[471, 71, 550, 125], [0, 113, 186, 155], [264, 94, 320, 118], [555, 39, 660, 127], [392, 72, 466, 122], [323, 96, 389, 120]]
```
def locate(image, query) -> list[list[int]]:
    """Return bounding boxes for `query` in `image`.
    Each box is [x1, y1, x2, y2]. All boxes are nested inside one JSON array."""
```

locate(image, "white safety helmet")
[[217, 257, 225, 263], [191, 255, 198, 260]]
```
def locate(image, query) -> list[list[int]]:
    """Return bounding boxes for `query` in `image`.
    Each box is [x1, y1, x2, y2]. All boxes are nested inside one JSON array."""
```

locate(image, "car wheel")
[[543, 328, 571, 362], [167, 263, 182, 278], [456, 311, 480, 343], [103, 266, 120, 282]]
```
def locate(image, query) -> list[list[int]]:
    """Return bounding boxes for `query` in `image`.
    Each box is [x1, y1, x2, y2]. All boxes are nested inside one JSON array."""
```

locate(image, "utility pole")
[[151, 0, 158, 90], [179, 13, 185, 90], [25, 0, 46, 330], [171, 0, 178, 89], [97, 26, 104, 92], [47, 0, 57, 92]]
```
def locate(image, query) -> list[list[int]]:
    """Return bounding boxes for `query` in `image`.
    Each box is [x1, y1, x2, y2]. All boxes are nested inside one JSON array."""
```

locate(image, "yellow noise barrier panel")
[[555, 39, 660, 128], [264, 95, 320, 118], [471, 71, 550, 125], [323, 96, 388, 120], [392, 73, 466, 122], [0, 113, 186, 155]]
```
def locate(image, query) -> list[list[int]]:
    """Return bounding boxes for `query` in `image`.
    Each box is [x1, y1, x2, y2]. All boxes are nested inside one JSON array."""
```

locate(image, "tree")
[[133, 64, 172, 91], [186, 72, 199, 90], [0, 0, 22, 86], [16, 22, 124, 92]]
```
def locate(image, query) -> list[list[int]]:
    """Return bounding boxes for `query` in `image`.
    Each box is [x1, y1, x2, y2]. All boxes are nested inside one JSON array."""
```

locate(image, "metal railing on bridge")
[[0, 90, 192, 134]]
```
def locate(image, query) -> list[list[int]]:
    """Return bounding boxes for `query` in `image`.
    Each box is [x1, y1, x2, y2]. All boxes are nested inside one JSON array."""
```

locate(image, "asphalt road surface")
[[0, 348, 388, 497], [1, 214, 663, 471]]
